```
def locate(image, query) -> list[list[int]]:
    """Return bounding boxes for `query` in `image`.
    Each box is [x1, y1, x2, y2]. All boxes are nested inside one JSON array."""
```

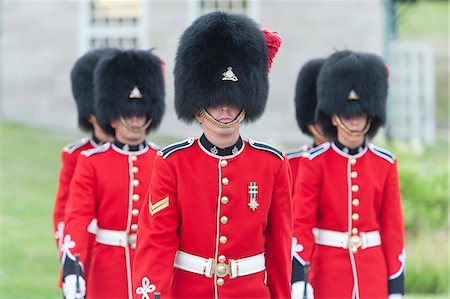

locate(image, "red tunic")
[[132, 138, 293, 299], [63, 142, 158, 299], [292, 142, 405, 298], [53, 138, 97, 250]]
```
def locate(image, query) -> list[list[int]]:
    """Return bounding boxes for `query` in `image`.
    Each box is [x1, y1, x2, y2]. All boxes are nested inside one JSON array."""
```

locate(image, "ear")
[[194, 112, 203, 124], [110, 118, 119, 129], [331, 115, 338, 127], [88, 114, 97, 125]]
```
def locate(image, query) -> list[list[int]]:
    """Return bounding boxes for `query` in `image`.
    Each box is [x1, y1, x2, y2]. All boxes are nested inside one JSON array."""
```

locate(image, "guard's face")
[[195, 104, 241, 137], [334, 114, 368, 132], [205, 104, 241, 123], [111, 115, 147, 144]]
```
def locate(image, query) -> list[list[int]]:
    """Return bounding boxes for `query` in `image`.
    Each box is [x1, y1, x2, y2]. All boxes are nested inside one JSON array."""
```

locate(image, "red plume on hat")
[[262, 28, 282, 71]]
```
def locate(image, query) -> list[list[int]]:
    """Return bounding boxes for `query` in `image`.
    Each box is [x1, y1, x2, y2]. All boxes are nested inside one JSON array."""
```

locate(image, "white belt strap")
[[87, 218, 98, 234], [95, 228, 136, 248], [174, 250, 265, 279], [313, 228, 381, 251]]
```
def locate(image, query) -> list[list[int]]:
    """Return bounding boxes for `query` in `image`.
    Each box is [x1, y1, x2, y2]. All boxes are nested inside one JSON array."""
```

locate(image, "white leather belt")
[[87, 218, 98, 234], [95, 228, 137, 248], [313, 228, 381, 252], [174, 250, 265, 279]]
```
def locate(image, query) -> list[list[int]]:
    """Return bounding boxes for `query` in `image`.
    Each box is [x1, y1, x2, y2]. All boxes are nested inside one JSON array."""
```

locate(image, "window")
[[79, 0, 149, 53]]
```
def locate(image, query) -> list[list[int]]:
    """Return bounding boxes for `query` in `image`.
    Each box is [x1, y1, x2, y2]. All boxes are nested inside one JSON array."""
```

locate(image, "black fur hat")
[[94, 49, 165, 136], [316, 50, 388, 139], [174, 11, 269, 123], [70, 48, 119, 131], [294, 58, 325, 136]]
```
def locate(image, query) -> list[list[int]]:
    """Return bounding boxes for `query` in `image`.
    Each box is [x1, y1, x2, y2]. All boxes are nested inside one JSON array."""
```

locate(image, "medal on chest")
[[248, 182, 259, 211]]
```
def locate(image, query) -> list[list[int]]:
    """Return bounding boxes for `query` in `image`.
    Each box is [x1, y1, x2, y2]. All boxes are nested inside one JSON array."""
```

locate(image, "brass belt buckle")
[[215, 262, 231, 278], [349, 235, 362, 253]]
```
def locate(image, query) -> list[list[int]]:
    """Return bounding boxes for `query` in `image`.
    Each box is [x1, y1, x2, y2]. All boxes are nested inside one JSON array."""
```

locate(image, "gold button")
[[220, 216, 228, 224], [218, 255, 226, 263], [351, 185, 359, 192], [131, 224, 138, 231], [352, 198, 360, 206], [130, 243, 136, 249], [352, 213, 359, 221], [222, 178, 229, 185], [217, 278, 224, 286], [132, 194, 140, 201], [350, 158, 357, 165], [351, 171, 358, 178], [352, 227, 359, 234], [132, 166, 139, 173], [221, 196, 229, 204], [133, 179, 140, 187], [131, 209, 139, 216], [219, 236, 227, 244], [220, 160, 228, 167], [131, 155, 137, 161]]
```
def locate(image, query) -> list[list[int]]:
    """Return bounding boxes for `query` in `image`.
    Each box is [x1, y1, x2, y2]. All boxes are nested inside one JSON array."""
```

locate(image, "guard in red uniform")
[[286, 58, 328, 298], [53, 48, 118, 277], [132, 12, 292, 299], [292, 50, 405, 299], [61, 49, 165, 299]]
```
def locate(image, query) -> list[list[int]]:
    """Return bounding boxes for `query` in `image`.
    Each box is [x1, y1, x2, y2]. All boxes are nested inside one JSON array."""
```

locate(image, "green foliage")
[[405, 228, 449, 295]]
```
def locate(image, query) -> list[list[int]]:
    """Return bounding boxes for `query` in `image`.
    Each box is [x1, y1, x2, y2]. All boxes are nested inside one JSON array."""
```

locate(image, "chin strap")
[[308, 124, 328, 145], [199, 109, 246, 129], [120, 116, 152, 133], [335, 116, 371, 138]]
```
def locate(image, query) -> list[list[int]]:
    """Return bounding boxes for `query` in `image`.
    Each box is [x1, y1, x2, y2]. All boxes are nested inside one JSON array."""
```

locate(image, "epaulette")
[[157, 138, 195, 159], [63, 138, 90, 154], [301, 142, 330, 160], [248, 139, 284, 160], [285, 145, 310, 160], [82, 143, 111, 157], [368, 144, 395, 164]]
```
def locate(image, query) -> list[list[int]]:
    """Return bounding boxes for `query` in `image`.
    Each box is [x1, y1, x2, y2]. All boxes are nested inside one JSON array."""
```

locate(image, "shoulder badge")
[[248, 139, 284, 160], [158, 138, 195, 159], [302, 142, 330, 160], [82, 143, 111, 157], [368, 144, 395, 164], [286, 145, 310, 160], [63, 138, 90, 154]]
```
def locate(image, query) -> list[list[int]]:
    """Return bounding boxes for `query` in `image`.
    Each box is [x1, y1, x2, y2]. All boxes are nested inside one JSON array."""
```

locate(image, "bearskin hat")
[[316, 50, 388, 139], [174, 11, 270, 123], [70, 48, 119, 131], [294, 58, 325, 136], [94, 49, 165, 136]]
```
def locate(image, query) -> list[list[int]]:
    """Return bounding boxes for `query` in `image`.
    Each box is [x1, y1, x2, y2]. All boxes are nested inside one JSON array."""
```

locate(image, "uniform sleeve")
[[62, 155, 97, 278], [265, 157, 293, 298], [381, 159, 405, 295], [132, 155, 180, 299], [292, 157, 321, 284], [53, 150, 77, 251]]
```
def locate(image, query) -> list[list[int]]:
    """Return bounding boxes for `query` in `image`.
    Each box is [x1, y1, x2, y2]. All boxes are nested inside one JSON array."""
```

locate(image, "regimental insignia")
[[248, 182, 259, 211], [222, 66, 238, 82], [129, 86, 143, 99], [232, 146, 239, 155], [149, 196, 169, 216], [210, 146, 218, 155], [348, 89, 360, 101]]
